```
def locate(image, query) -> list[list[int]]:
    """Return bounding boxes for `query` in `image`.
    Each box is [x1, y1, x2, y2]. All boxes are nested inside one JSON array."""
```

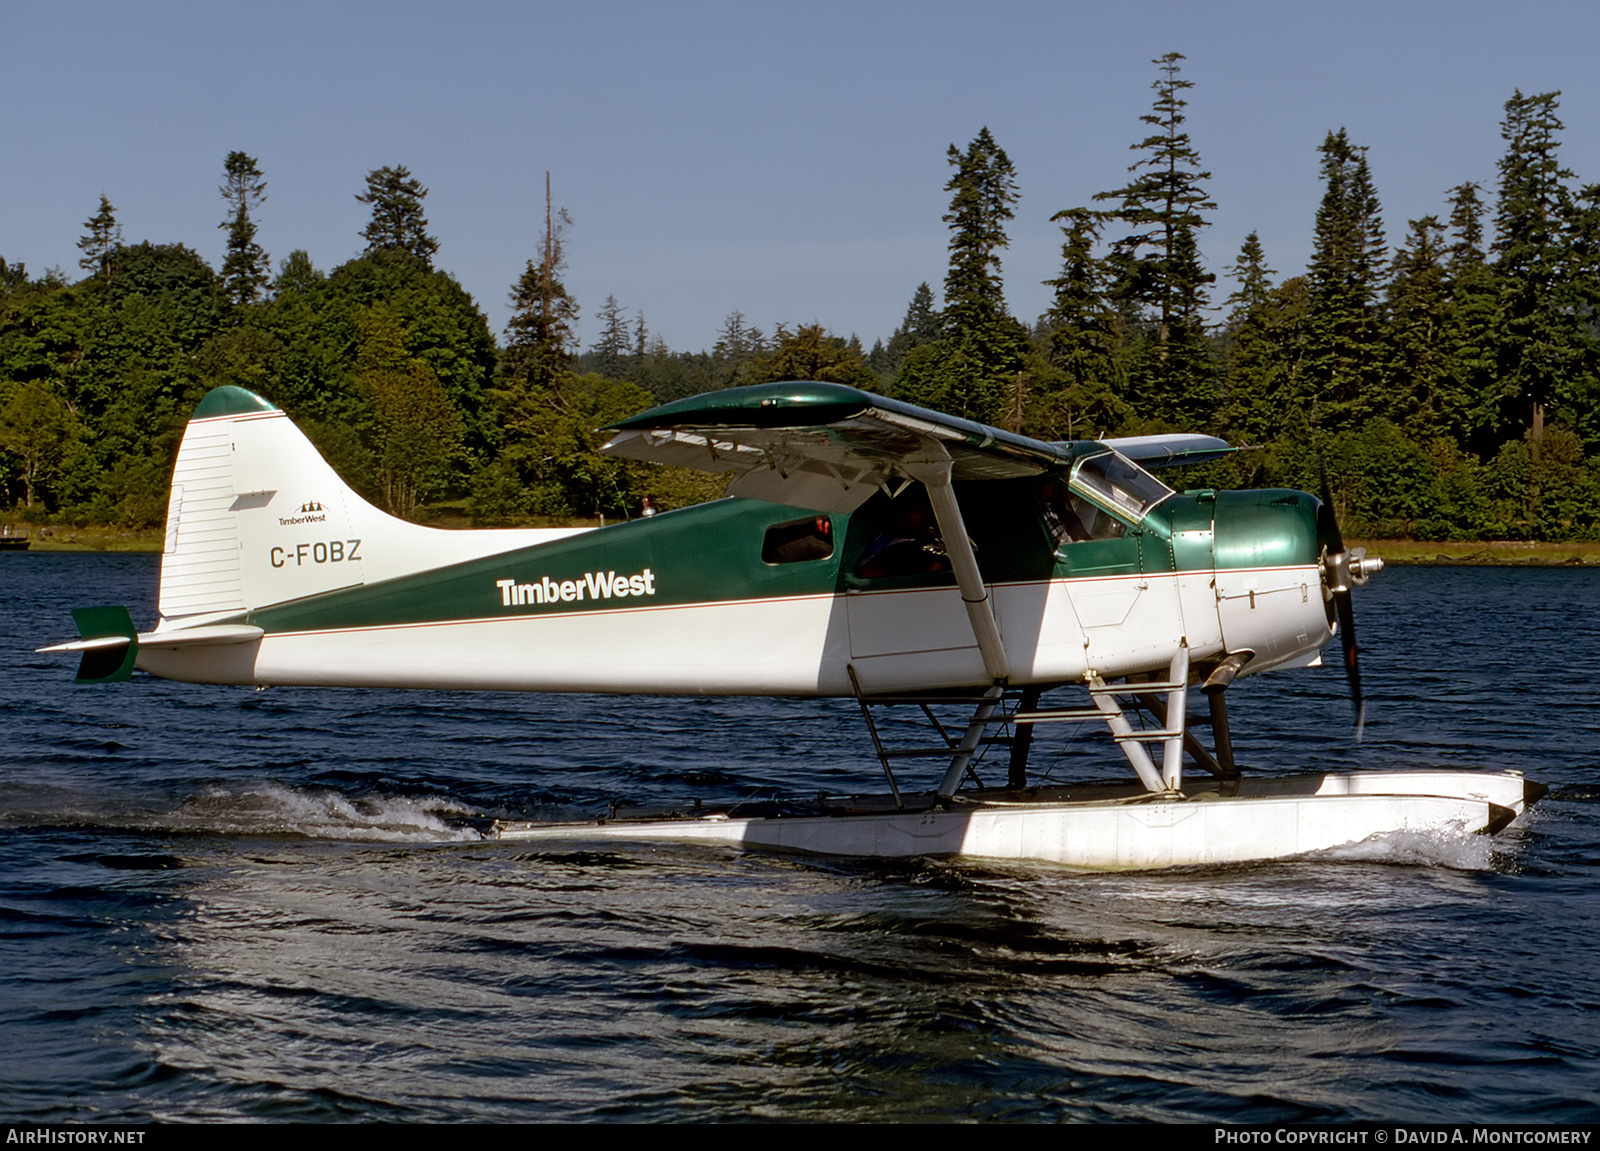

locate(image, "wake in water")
[[0, 779, 490, 842], [1313, 822, 1497, 870], [172, 781, 488, 841]]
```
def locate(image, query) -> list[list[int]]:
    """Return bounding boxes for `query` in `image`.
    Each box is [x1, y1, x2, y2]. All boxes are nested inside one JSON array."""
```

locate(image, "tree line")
[[4, 56, 1600, 539]]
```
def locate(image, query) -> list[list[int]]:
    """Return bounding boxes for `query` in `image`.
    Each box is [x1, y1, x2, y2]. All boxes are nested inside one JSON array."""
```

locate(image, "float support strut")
[[1008, 686, 1042, 789], [1088, 678, 1166, 792], [1161, 642, 1189, 790], [937, 685, 1005, 799]]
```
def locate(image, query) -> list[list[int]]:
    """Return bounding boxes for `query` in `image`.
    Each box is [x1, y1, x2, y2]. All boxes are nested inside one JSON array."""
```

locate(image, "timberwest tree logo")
[[279, 500, 328, 526], [496, 569, 656, 608]]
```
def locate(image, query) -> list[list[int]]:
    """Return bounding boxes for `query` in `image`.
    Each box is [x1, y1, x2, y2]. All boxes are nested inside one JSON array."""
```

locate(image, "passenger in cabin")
[[762, 516, 834, 564]]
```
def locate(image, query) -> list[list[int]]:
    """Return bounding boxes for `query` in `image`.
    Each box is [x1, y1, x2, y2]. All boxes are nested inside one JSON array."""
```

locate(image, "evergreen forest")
[[6, 58, 1600, 541]]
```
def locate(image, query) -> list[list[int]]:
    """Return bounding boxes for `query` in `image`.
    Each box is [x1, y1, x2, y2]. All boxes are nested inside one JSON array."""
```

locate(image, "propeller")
[[1316, 464, 1382, 738]]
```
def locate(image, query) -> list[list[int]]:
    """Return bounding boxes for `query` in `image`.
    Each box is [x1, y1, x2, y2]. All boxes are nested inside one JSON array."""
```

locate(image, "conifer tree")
[[1492, 91, 1575, 452], [1222, 231, 1274, 316], [1442, 182, 1501, 450], [1093, 53, 1217, 425], [1305, 129, 1387, 428], [488, 174, 614, 517], [1559, 182, 1600, 446], [500, 173, 577, 395], [1447, 181, 1487, 265], [902, 128, 1027, 422], [219, 151, 269, 307], [356, 165, 440, 265], [589, 294, 631, 379], [77, 194, 121, 281], [1385, 216, 1453, 438], [1218, 232, 1284, 444], [713, 311, 768, 373], [1032, 207, 1126, 438], [878, 282, 941, 380], [942, 128, 1017, 338]]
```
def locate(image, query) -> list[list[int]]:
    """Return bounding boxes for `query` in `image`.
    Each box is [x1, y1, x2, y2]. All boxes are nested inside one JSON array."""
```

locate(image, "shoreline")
[[5, 526, 164, 552], [1347, 538, 1600, 566], [6, 525, 1600, 566]]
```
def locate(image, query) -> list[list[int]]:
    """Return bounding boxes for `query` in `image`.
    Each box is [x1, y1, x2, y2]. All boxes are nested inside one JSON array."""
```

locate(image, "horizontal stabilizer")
[[37, 613, 266, 683], [138, 624, 265, 649], [37, 635, 133, 654]]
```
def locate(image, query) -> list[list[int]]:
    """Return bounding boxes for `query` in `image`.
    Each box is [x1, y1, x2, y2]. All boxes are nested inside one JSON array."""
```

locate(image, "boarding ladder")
[[847, 644, 1239, 808]]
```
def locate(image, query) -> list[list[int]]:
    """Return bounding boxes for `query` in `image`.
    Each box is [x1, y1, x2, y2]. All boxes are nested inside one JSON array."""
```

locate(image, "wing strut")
[[903, 446, 1011, 684]]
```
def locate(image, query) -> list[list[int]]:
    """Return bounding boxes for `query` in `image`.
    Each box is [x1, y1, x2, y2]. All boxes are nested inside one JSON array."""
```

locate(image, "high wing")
[[600, 382, 1232, 515], [1096, 433, 1234, 469]]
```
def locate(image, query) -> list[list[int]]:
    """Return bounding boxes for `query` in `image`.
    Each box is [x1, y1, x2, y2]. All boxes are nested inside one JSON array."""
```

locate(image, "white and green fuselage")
[[121, 384, 1331, 700]]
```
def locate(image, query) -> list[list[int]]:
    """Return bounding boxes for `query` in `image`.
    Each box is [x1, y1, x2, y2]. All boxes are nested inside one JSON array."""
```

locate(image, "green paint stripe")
[[241, 490, 1318, 636]]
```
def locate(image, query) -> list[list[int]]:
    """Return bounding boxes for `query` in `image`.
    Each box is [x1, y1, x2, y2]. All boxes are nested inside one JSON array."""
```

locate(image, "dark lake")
[[2, 552, 1597, 1122]]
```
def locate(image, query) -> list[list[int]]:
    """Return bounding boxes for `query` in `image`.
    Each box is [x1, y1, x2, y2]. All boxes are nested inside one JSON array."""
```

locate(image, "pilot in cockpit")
[[1036, 474, 1124, 546]]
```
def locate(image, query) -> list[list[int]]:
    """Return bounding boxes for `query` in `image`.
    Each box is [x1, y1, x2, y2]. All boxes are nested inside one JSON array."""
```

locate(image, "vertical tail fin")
[[159, 386, 589, 625], [159, 386, 373, 622]]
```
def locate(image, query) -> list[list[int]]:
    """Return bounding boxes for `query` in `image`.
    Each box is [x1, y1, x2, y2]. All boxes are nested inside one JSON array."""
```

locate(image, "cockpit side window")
[[1037, 475, 1130, 544], [1070, 451, 1172, 525]]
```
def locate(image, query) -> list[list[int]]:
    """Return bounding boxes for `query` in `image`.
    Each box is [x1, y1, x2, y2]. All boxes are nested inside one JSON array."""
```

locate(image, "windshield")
[[1070, 450, 1173, 523]]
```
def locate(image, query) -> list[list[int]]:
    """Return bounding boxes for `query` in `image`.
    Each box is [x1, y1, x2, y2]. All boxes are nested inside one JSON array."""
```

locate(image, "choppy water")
[[1, 552, 1597, 1122]]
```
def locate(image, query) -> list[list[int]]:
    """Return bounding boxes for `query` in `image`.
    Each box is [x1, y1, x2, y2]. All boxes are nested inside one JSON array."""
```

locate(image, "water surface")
[[2, 554, 1596, 1122]]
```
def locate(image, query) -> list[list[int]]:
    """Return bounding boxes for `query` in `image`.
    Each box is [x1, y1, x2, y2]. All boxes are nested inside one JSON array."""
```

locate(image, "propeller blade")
[[1317, 460, 1364, 736], [1333, 577, 1364, 737], [1317, 463, 1344, 554]]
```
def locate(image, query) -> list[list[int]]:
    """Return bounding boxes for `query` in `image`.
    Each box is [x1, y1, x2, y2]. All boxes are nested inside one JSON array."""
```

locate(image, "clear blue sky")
[[5, 1, 1598, 354]]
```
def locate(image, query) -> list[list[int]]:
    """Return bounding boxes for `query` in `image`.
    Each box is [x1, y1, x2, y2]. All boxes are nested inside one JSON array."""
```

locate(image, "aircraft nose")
[[1207, 489, 1336, 677]]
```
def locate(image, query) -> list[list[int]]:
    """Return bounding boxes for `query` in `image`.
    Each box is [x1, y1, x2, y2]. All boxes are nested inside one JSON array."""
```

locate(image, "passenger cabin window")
[[762, 516, 834, 564], [1069, 451, 1172, 525]]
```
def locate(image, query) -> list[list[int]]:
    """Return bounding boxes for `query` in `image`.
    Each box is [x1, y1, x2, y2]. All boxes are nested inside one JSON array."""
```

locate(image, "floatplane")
[[41, 382, 1543, 868]]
